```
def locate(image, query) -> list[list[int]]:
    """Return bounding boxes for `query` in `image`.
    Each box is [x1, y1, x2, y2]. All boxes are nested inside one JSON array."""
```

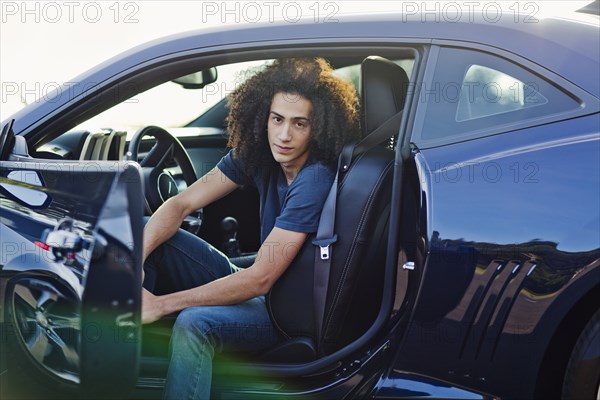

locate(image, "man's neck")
[[280, 163, 303, 185], [279, 152, 310, 185]]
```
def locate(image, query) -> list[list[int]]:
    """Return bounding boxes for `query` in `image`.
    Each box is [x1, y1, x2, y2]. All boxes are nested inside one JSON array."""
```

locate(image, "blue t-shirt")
[[216, 149, 335, 243]]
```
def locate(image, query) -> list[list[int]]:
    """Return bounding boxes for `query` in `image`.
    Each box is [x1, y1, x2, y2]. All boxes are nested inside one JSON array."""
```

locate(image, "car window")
[[69, 60, 271, 138], [416, 47, 580, 144], [455, 64, 548, 122], [67, 57, 413, 142]]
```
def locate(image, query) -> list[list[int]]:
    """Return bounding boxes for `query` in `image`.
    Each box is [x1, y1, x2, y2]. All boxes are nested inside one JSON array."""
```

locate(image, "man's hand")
[[141, 288, 164, 324]]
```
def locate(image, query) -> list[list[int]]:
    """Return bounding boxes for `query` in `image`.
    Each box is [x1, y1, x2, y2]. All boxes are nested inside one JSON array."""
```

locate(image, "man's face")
[[267, 92, 313, 175]]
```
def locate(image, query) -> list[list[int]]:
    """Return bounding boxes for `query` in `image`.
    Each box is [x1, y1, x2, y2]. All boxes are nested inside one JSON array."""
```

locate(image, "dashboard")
[[34, 129, 127, 161]]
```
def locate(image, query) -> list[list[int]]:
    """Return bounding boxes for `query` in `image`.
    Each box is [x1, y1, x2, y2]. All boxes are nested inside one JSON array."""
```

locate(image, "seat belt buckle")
[[319, 245, 331, 260], [313, 234, 338, 261]]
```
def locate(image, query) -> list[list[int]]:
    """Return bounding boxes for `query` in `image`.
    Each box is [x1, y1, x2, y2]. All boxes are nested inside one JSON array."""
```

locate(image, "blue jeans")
[[143, 227, 281, 399]]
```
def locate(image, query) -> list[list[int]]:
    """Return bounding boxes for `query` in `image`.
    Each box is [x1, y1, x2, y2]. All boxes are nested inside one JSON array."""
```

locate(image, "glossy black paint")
[[1, 10, 599, 400], [0, 161, 143, 398], [396, 113, 600, 398], [375, 369, 494, 399]]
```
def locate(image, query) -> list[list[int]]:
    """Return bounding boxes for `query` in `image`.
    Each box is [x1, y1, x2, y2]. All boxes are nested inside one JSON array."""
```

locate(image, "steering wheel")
[[128, 126, 197, 213]]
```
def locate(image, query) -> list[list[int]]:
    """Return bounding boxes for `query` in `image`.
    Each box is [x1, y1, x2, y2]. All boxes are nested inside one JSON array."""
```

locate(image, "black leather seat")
[[264, 56, 410, 361]]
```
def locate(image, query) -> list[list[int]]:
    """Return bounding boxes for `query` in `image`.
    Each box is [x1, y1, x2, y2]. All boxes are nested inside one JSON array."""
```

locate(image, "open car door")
[[0, 121, 144, 399]]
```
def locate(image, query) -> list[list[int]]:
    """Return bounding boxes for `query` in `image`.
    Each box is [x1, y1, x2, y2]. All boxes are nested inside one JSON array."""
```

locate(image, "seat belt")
[[312, 110, 403, 347]]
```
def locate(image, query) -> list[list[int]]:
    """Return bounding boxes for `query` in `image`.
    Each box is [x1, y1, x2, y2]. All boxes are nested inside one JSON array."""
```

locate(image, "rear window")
[[417, 47, 580, 144]]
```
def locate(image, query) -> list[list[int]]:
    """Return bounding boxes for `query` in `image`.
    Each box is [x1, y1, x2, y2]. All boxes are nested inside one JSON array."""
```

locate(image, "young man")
[[141, 58, 360, 399]]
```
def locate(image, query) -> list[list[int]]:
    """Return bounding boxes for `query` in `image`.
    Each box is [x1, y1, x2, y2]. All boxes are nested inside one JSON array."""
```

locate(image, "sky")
[[0, 1, 593, 118]]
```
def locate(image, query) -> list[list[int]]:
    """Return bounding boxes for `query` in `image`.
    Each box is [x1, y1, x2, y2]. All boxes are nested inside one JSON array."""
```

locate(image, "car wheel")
[[562, 308, 600, 400], [2, 277, 80, 399]]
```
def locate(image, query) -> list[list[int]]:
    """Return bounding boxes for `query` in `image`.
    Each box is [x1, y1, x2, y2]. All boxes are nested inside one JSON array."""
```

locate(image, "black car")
[[1, 7, 599, 400]]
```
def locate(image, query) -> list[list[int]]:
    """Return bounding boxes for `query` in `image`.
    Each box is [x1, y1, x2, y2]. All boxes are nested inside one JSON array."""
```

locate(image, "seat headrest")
[[361, 56, 409, 136]]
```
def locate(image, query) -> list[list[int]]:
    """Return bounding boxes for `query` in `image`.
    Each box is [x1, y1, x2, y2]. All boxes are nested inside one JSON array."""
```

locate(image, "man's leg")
[[143, 227, 239, 294], [163, 296, 279, 400]]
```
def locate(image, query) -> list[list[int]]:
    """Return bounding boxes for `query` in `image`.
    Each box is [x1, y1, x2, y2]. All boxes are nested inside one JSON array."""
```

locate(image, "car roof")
[[90, 12, 600, 92], [8, 12, 599, 134]]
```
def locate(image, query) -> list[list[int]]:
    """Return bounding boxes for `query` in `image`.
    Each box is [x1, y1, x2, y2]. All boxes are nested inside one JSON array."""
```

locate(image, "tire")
[[562, 308, 600, 400], [1, 277, 80, 400]]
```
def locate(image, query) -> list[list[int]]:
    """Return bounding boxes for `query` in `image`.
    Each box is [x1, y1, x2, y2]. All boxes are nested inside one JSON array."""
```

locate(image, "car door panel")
[[399, 115, 600, 398], [0, 156, 143, 398]]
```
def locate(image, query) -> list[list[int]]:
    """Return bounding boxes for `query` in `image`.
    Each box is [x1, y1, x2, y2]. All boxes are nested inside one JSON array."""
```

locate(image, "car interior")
[[26, 46, 422, 394]]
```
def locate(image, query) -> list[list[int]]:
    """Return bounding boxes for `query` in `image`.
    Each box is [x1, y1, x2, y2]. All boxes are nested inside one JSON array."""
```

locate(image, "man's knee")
[[173, 307, 214, 338]]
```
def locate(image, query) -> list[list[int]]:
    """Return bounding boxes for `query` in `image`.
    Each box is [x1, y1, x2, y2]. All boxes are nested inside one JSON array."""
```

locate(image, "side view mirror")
[[172, 67, 218, 89], [0, 119, 16, 160], [0, 170, 51, 208]]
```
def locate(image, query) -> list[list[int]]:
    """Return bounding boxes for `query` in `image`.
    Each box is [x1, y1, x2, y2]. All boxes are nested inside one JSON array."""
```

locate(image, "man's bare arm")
[[142, 166, 239, 262], [142, 227, 308, 323]]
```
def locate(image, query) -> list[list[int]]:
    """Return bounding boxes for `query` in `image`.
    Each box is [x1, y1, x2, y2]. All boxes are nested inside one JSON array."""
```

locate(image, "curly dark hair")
[[226, 58, 360, 172]]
